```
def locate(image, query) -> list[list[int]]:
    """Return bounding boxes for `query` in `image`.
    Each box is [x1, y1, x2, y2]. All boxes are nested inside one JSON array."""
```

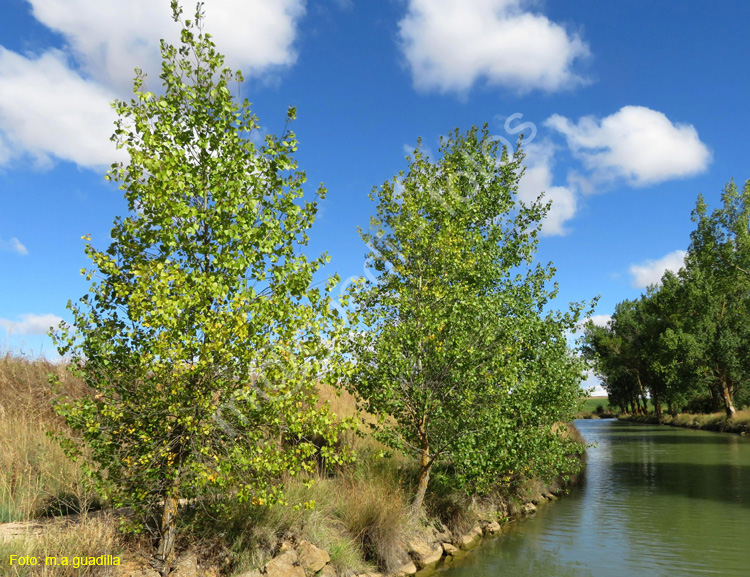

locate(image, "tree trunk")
[[411, 439, 432, 516], [720, 374, 736, 419], [155, 479, 180, 576], [708, 384, 721, 412], [653, 393, 662, 423], [636, 374, 647, 415]]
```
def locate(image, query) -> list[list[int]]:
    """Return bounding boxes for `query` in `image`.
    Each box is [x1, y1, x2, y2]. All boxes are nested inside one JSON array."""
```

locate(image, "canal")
[[441, 419, 750, 577]]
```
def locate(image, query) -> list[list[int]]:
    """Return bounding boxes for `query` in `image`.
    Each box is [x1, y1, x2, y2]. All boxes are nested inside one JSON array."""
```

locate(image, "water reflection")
[[441, 419, 750, 577]]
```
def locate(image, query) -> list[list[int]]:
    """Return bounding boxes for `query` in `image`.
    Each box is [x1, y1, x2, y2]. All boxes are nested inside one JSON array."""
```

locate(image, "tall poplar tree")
[[51, 3, 350, 574], [349, 127, 590, 514], [680, 180, 750, 418], [584, 180, 750, 419]]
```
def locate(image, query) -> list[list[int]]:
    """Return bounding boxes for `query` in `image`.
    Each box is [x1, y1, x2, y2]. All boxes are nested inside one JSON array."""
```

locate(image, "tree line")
[[49, 3, 591, 574], [582, 180, 750, 420]]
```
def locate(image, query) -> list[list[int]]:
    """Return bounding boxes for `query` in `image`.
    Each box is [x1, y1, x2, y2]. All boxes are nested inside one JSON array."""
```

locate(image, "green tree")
[[51, 3, 350, 573], [585, 180, 750, 419], [349, 127, 590, 514], [678, 180, 750, 418], [584, 288, 697, 418], [581, 309, 645, 415], [644, 271, 707, 415]]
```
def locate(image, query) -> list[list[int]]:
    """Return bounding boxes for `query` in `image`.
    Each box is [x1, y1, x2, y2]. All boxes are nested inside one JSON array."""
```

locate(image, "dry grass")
[[331, 474, 413, 573], [0, 353, 97, 523], [315, 382, 361, 421], [187, 438, 416, 576], [272, 469, 413, 575], [0, 514, 120, 576], [0, 352, 88, 419], [0, 411, 95, 523], [0, 352, 411, 575], [669, 409, 750, 433], [622, 410, 750, 434], [0, 352, 586, 576]]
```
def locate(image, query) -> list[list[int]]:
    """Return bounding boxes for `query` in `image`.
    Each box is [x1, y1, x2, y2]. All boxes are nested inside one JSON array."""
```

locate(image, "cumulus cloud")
[[0, 48, 124, 169], [579, 315, 612, 327], [629, 250, 686, 289], [398, 0, 589, 94], [0, 313, 63, 335], [27, 0, 306, 92], [581, 369, 605, 395], [573, 314, 611, 335], [588, 314, 612, 328], [0, 1, 306, 170], [0, 236, 28, 255], [517, 140, 577, 236], [546, 106, 712, 186]]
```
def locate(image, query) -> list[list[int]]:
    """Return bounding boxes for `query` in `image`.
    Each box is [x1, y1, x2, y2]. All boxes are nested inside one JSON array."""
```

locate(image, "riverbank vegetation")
[[2, 3, 591, 575], [348, 126, 591, 515], [619, 411, 750, 434], [0, 351, 583, 576], [582, 179, 750, 421]]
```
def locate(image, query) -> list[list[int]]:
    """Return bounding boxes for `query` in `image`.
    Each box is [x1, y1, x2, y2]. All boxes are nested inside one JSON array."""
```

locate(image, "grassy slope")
[[0, 353, 582, 576], [579, 396, 609, 414], [577, 396, 659, 419]]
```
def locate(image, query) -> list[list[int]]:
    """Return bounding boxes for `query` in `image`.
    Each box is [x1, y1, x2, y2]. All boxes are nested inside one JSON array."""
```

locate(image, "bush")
[[683, 395, 720, 414]]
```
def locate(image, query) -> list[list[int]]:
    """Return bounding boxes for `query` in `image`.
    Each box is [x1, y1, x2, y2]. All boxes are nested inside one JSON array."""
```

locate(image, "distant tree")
[[349, 127, 590, 514], [677, 180, 750, 418], [582, 302, 647, 415], [644, 271, 706, 416], [586, 180, 750, 419], [584, 285, 709, 419], [51, 3, 350, 574]]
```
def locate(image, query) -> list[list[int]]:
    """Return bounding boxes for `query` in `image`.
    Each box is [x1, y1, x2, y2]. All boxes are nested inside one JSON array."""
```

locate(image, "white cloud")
[[517, 140, 577, 236], [398, 0, 589, 94], [588, 314, 612, 328], [0, 1, 306, 171], [573, 314, 611, 335], [0, 236, 28, 255], [0, 48, 123, 169], [582, 369, 605, 396], [546, 106, 712, 186], [27, 0, 306, 93], [0, 313, 63, 335], [629, 250, 686, 289]]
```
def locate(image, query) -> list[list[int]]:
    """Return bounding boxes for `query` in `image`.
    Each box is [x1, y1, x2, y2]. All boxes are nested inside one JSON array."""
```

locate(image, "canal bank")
[[439, 419, 750, 577], [215, 462, 583, 577], [619, 412, 750, 435]]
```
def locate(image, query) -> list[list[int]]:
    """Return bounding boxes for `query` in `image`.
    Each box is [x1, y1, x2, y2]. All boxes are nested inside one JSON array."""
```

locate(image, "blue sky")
[[1, 1, 748, 393]]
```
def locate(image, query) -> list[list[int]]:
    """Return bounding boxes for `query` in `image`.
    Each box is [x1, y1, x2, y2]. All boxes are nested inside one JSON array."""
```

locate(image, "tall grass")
[[0, 353, 96, 523], [0, 411, 93, 522], [0, 352, 88, 417], [622, 410, 750, 434], [0, 514, 120, 577], [182, 439, 417, 575], [1, 351, 584, 576]]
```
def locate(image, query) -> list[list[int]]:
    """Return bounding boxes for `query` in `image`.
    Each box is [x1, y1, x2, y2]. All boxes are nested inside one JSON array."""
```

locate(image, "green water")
[[441, 419, 750, 577]]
